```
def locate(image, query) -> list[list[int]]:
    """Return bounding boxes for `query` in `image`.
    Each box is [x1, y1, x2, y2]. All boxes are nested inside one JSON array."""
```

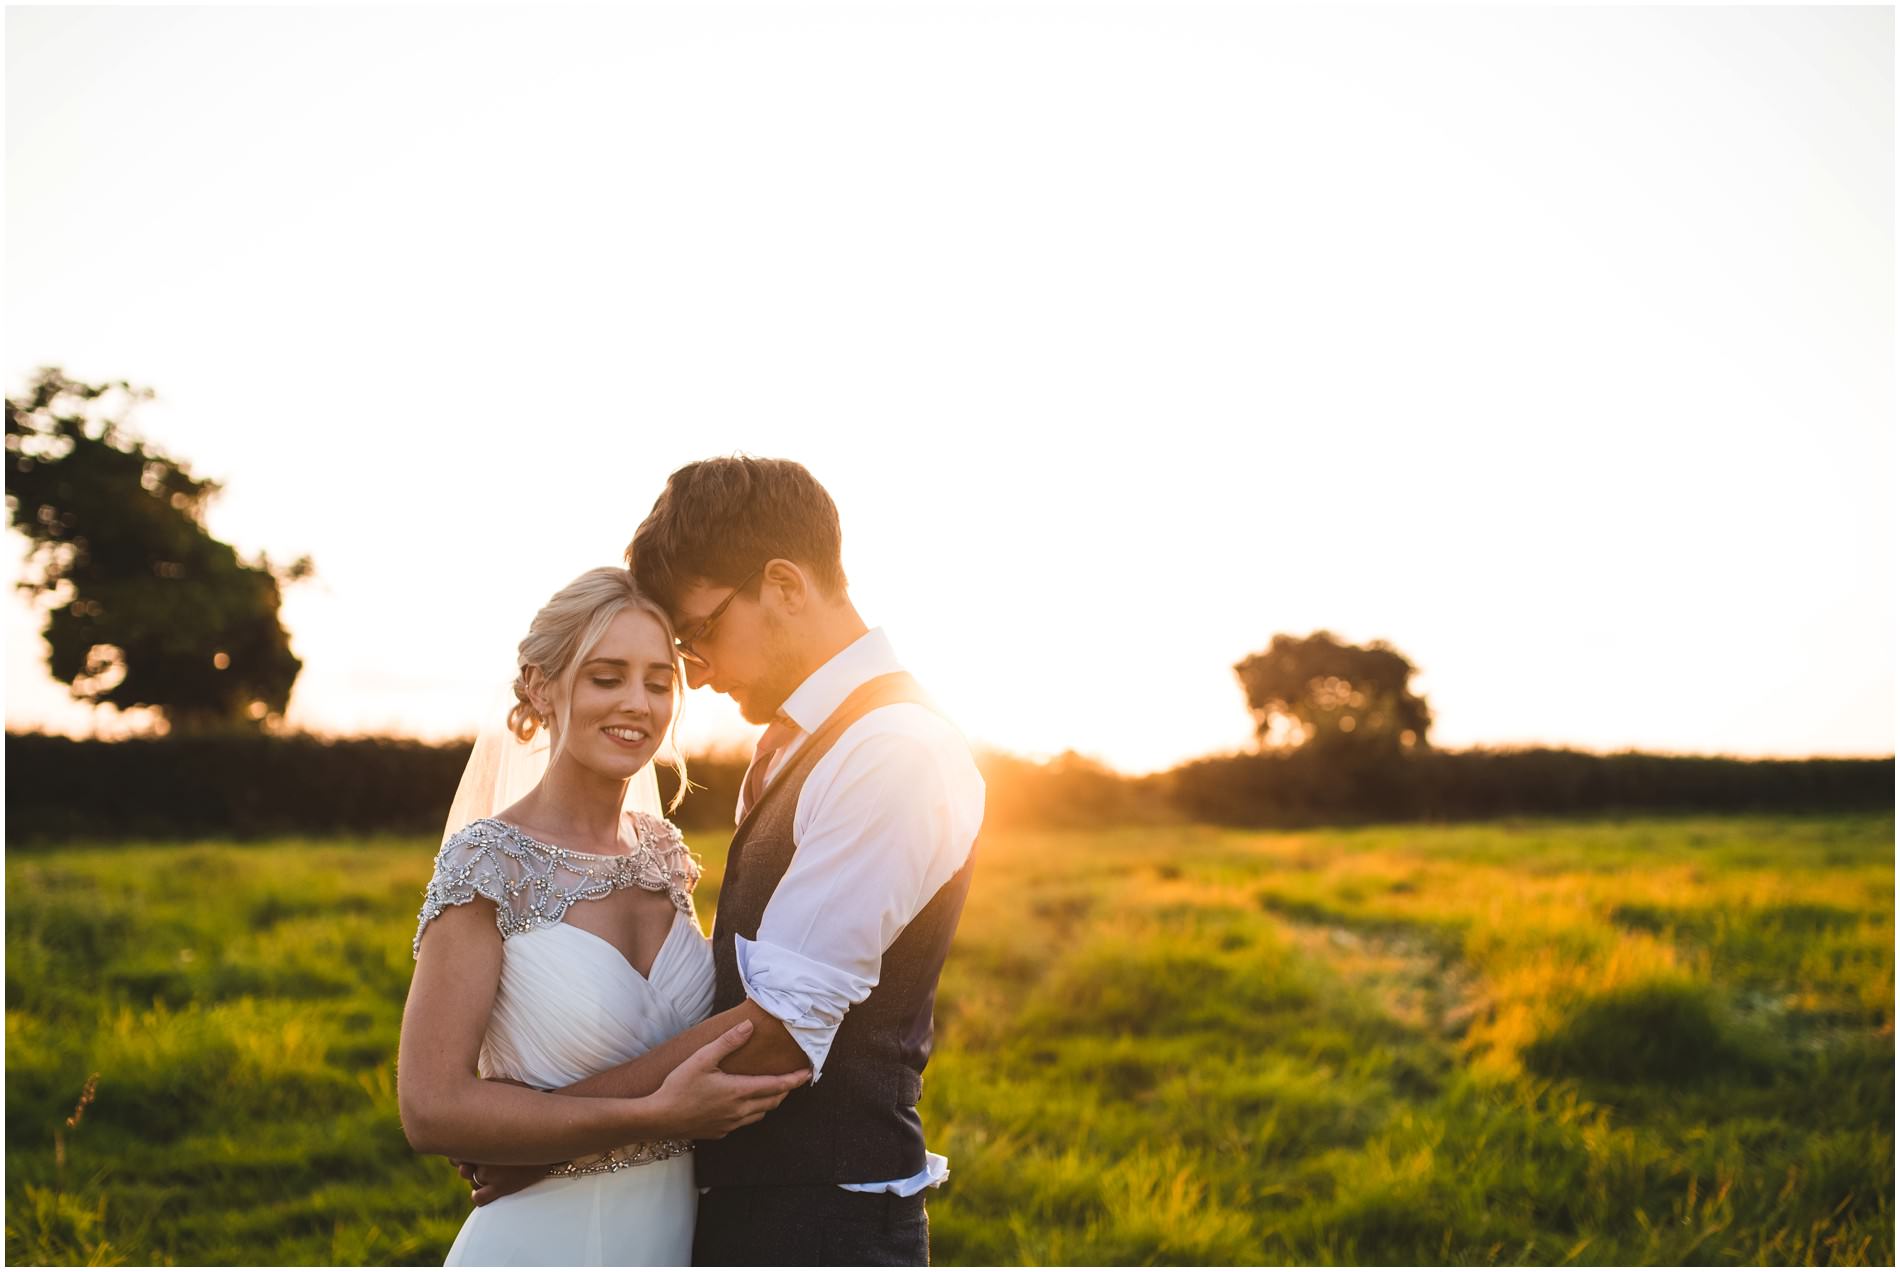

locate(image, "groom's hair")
[[626, 456, 848, 610]]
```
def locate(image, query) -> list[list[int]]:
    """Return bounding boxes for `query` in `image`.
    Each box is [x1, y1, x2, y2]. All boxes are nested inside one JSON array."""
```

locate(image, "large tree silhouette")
[[1235, 631, 1431, 754], [5, 368, 310, 731]]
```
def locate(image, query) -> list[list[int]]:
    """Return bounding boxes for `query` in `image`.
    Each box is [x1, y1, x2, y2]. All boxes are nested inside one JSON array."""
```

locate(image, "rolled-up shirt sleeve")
[[734, 726, 975, 1082], [733, 936, 872, 1079]]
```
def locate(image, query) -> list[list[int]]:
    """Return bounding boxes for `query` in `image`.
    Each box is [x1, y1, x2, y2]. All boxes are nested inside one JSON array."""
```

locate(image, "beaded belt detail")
[[545, 1139, 694, 1178]]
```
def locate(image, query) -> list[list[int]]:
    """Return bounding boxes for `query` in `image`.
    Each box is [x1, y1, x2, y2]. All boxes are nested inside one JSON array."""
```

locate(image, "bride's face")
[[549, 609, 677, 779]]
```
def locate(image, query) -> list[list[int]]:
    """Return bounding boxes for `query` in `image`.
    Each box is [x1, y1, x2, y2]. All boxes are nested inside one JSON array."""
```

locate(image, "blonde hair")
[[508, 567, 689, 812]]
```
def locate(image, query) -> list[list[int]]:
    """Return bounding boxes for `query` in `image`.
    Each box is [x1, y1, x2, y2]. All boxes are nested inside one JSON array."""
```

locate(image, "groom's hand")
[[456, 1159, 546, 1207]]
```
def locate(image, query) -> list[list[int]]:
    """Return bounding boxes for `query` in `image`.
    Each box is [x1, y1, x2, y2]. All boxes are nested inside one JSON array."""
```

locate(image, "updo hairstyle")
[[508, 567, 688, 810]]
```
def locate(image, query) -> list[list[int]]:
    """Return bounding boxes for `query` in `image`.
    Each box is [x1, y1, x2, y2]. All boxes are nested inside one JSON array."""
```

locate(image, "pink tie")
[[740, 716, 799, 820]]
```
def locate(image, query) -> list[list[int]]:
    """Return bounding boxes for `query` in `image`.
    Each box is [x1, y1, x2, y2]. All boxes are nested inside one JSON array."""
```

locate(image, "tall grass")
[[6, 816, 1892, 1264]]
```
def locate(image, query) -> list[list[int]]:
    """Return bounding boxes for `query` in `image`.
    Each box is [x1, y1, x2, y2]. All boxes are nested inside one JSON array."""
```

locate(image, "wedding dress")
[[413, 812, 714, 1267]]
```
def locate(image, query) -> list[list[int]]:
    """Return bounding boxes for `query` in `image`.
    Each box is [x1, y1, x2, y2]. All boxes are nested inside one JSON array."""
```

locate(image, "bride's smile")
[[537, 609, 679, 782]]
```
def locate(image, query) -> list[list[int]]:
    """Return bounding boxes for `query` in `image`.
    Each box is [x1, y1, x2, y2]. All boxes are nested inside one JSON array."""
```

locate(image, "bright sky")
[[5, 5, 1893, 773]]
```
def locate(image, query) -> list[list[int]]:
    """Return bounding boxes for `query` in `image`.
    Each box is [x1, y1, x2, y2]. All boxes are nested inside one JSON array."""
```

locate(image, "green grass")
[[6, 815, 1892, 1264]]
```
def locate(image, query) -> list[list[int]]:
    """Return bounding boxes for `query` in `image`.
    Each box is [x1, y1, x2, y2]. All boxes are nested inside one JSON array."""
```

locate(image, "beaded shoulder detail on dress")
[[411, 812, 701, 959]]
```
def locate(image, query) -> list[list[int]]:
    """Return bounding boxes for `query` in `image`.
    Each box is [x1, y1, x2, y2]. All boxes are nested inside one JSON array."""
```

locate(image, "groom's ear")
[[759, 558, 811, 616]]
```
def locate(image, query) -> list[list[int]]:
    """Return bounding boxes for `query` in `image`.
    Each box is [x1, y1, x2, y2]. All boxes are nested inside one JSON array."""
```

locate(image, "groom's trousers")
[[693, 1184, 929, 1266]]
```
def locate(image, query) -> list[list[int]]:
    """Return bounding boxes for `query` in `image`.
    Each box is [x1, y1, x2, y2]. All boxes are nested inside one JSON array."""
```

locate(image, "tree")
[[1234, 631, 1431, 754], [5, 368, 311, 732]]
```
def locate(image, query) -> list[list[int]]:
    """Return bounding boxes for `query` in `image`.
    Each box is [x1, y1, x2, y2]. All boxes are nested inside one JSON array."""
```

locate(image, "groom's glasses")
[[674, 566, 763, 668]]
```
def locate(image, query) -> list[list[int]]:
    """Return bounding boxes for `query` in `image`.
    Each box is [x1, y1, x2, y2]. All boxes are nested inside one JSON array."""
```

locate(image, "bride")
[[397, 567, 808, 1266]]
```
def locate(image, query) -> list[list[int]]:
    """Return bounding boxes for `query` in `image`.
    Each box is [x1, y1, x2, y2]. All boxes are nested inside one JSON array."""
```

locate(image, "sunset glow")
[[6, 5, 1892, 773]]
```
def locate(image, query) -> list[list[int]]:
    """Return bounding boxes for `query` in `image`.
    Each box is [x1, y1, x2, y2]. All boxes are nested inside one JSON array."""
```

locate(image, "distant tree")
[[4, 368, 311, 732], [1234, 631, 1431, 754]]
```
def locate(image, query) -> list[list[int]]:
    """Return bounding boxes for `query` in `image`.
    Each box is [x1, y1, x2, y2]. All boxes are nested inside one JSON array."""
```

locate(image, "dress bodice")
[[414, 813, 715, 1089], [415, 813, 702, 953]]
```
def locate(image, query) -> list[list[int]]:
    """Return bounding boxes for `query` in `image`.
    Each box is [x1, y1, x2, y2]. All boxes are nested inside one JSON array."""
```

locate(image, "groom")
[[468, 456, 984, 1265]]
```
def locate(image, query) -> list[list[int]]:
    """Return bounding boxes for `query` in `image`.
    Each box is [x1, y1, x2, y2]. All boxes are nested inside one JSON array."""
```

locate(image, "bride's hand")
[[460, 1022, 809, 1205], [652, 1020, 811, 1140]]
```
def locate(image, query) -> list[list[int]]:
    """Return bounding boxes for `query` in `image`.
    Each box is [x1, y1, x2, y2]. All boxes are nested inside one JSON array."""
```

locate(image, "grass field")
[[6, 815, 1893, 1265]]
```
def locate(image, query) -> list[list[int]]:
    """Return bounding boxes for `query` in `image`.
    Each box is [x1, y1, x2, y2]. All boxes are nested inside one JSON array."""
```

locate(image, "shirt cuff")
[[838, 1152, 950, 1196], [733, 934, 876, 1083]]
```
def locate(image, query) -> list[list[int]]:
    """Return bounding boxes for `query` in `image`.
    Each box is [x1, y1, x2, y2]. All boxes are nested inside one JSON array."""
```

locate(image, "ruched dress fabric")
[[413, 815, 714, 1267]]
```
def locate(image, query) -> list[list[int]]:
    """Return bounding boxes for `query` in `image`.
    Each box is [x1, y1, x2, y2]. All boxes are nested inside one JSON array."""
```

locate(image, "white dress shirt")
[[730, 627, 985, 1196]]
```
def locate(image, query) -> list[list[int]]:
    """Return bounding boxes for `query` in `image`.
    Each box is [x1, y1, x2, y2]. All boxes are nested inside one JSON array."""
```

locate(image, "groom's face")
[[671, 577, 805, 725]]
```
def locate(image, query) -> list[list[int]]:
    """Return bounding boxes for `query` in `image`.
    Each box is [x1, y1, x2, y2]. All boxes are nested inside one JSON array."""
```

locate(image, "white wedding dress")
[[412, 813, 715, 1267]]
